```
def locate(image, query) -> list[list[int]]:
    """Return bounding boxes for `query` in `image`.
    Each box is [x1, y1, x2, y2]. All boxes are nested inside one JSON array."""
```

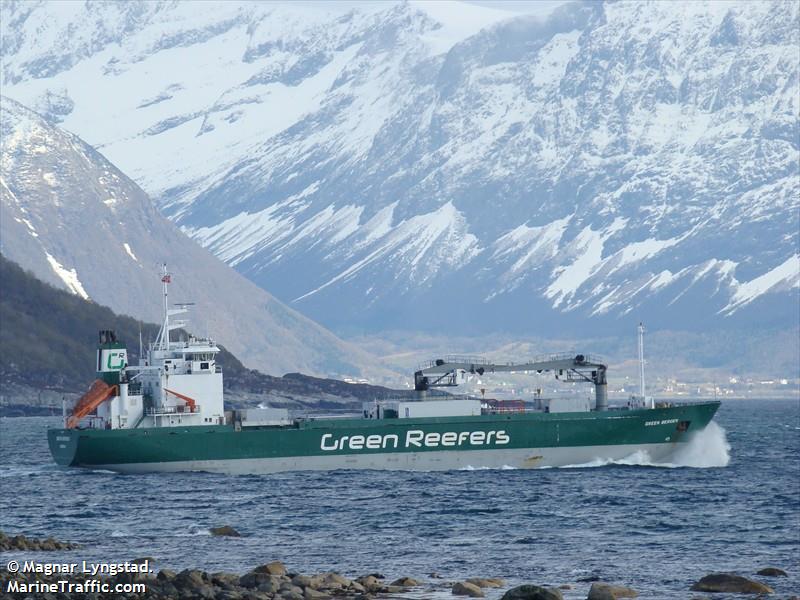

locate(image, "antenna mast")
[[156, 264, 172, 351], [638, 322, 645, 400]]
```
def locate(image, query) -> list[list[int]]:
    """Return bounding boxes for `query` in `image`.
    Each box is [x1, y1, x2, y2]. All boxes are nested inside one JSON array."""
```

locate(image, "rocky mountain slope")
[[0, 96, 387, 378], [2, 1, 798, 335]]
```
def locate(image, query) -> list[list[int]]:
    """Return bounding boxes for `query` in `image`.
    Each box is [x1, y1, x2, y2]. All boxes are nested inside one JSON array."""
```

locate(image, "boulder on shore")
[[254, 561, 288, 577], [757, 567, 787, 577], [453, 581, 485, 597], [587, 582, 639, 599], [315, 572, 352, 589], [501, 584, 564, 600], [209, 525, 241, 537], [0, 531, 79, 551], [690, 573, 773, 594], [390, 576, 420, 587], [356, 575, 381, 591], [467, 577, 506, 588], [174, 568, 207, 590]]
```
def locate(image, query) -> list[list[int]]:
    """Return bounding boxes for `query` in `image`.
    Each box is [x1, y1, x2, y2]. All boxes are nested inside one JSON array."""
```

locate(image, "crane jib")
[[413, 354, 609, 411]]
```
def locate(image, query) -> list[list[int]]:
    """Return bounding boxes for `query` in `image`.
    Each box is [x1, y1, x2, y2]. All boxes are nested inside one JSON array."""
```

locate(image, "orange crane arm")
[[164, 388, 197, 412], [67, 380, 118, 429]]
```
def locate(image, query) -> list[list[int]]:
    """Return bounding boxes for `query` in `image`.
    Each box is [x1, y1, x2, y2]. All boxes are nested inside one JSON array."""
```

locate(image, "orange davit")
[[67, 379, 118, 428]]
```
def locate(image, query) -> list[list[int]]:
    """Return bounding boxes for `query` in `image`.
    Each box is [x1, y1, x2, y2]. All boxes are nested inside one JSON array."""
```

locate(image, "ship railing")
[[417, 352, 607, 371], [367, 393, 474, 403], [528, 351, 607, 365], [417, 356, 493, 370], [299, 413, 362, 421], [146, 405, 201, 416]]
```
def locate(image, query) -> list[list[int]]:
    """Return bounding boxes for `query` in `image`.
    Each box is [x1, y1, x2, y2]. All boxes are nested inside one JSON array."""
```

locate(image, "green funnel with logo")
[[97, 330, 127, 385]]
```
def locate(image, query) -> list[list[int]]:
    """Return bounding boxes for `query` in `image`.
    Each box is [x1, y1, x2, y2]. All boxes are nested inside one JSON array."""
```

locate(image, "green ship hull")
[[48, 401, 720, 474]]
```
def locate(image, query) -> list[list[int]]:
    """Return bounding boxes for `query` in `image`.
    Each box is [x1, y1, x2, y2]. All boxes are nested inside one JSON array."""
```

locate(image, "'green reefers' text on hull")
[[48, 402, 720, 474]]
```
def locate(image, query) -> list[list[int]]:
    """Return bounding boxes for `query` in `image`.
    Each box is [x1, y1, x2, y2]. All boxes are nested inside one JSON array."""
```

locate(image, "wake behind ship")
[[48, 266, 720, 474]]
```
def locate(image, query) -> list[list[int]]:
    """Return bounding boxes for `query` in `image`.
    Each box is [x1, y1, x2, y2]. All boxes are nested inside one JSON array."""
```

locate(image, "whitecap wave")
[[554, 421, 731, 469], [669, 420, 731, 468], [459, 464, 518, 471], [110, 529, 130, 538]]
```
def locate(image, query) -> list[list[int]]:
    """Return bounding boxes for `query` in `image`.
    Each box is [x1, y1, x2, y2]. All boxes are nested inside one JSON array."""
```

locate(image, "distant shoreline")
[[2, 394, 798, 418]]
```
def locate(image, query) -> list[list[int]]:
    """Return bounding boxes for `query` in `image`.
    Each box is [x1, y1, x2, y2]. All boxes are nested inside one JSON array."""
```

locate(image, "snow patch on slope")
[[493, 217, 571, 271], [188, 204, 294, 266], [122, 242, 138, 262], [411, 1, 518, 54], [295, 201, 480, 300], [545, 218, 628, 307], [722, 255, 800, 314], [44, 251, 90, 299], [614, 236, 683, 269], [532, 29, 582, 88]]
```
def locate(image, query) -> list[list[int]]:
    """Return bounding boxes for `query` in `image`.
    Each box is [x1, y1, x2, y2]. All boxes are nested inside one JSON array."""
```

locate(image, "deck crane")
[[414, 353, 609, 411]]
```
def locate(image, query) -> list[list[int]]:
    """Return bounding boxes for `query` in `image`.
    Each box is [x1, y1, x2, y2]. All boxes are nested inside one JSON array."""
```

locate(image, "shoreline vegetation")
[[0, 532, 789, 599]]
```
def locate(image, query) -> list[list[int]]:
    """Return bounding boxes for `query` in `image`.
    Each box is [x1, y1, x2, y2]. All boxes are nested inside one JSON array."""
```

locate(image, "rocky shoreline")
[[0, 533, 793, 599], [0, 532, 79, 552]]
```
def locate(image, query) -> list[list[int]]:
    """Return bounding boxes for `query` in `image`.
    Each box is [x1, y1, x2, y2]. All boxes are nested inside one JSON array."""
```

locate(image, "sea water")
[[1, 399, 798, 599]]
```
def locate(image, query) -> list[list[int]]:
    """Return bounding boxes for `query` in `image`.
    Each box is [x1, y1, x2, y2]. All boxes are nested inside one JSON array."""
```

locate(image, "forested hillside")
[[0, 255, 402, 405]]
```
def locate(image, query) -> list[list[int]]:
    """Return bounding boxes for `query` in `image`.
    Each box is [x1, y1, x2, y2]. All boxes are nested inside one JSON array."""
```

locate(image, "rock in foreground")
[[501, 584, 564, 600], [254, 561, 288, 577], [467, 577, 506, 588], [0, 531, 79, 551], [691, 573, 773, 594], [453, 581, 485, 597], [390, 576, 420, 587], [757, 567, 788, 577], [0, 563, 427, 600], [587, 582, 638, 599], [209, 525, 241, 537]]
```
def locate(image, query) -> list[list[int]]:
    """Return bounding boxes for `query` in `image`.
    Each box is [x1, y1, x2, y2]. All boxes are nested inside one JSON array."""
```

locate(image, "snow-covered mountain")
[[0, 96, 387, 378], [2, 0, 798, 335]]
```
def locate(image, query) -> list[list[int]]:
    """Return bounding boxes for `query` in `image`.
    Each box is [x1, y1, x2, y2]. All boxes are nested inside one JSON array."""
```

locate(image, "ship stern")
[[47, 428, 80, 466]]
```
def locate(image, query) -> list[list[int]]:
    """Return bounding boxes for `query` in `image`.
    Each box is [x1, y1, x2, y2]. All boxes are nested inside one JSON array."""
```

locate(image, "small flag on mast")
[[161, 274, 171, 283]]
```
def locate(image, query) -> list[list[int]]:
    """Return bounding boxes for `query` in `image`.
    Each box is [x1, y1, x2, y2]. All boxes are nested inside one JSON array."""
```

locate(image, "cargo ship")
[[48, 266, 720, 474]]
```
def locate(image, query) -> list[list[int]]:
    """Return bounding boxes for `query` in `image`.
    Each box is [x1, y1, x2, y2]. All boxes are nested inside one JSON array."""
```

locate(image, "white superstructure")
[[84, 265, 225, 429]]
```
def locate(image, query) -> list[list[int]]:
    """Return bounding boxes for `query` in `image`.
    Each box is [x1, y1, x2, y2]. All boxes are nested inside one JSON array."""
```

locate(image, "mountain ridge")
[[2, 0, 798, 336], [0, 95, 390, 378]]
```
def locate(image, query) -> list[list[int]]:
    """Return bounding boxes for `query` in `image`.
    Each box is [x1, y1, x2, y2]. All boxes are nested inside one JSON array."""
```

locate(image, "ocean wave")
[[110, 529, 131, 538], [0, 464, 57, 478], [551, 421, 731, 469], [668, 421, 731, 468]]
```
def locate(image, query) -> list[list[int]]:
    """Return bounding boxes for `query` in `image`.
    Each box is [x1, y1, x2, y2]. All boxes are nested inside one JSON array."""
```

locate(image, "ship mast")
[[155, 264, 171, 351], [638, 322, 645, 400]]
